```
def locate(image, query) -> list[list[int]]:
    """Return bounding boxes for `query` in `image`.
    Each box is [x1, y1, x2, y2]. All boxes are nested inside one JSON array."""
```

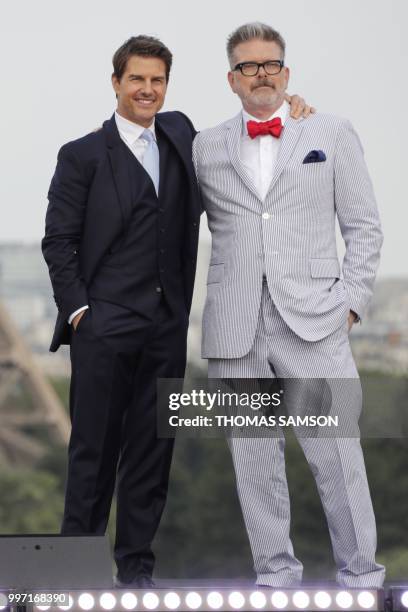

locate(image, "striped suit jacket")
[[193, 112, 383, 358]]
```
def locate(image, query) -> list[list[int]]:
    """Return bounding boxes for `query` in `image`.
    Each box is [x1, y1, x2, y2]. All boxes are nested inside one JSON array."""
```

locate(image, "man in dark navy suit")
[[42, 34, 310, 587], [42, 36, 201, 587]]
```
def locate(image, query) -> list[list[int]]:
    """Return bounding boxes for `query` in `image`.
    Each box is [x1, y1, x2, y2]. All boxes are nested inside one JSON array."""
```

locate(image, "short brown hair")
[[227, 22, 286, 68], [112, 35, 173, 82]]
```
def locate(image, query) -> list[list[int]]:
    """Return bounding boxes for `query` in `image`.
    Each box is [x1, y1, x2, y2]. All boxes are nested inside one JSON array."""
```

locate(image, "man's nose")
[[141, 80, 154, 94], [257, 64, 267, 77]]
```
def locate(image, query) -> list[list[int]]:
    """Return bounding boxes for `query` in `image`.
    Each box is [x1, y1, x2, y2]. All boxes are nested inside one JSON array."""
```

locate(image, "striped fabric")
[[208, 284, 385, 588], [193, 112, 383, 358], [194, 111, 385, 587]]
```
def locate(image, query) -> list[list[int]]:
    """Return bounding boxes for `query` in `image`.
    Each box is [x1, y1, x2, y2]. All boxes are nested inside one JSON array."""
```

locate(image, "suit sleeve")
[[192, 134, 206, 218], [175, 110, 198, 138], [42, 143, 90, 322], [334, 119, 383, 320], [192, 134, 198, 178], [174, 111, 204, 217]]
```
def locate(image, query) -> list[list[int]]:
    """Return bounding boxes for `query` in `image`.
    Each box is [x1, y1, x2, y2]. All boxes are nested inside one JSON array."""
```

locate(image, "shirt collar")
[[242, 100, 289, 136], [114, 111, 156, 145]]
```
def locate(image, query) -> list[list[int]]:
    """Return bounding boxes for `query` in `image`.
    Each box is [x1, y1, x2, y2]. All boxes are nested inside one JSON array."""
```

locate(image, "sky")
[[0, 0, 406, 277]]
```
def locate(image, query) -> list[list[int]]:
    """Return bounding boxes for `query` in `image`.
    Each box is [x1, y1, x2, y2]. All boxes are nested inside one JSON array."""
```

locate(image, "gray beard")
[[247, 89, 282, 108]]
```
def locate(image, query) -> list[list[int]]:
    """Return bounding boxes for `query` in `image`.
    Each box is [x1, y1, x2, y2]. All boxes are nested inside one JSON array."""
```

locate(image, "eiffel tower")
[[0, 300, 70, 466]]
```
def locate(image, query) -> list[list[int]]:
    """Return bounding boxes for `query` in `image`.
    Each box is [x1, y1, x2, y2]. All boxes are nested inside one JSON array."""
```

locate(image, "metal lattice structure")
[[0, 300, 70, 466]]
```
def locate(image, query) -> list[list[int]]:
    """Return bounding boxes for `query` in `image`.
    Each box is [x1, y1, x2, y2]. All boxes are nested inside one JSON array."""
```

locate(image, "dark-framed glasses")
[[233, 60, 284, 76]]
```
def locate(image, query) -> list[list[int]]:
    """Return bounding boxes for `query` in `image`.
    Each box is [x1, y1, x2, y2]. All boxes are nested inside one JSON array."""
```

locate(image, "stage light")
[[336, 591, 354, 609], [357, 592, 376, 609], [78, 594, 95, 610], [58, 595, 74, 610], [143, 592, 160, 610], [250, 591, 267, 609], [401, 591, 408, 609], [314, 591, 332, 609], [228, 591, 246, 609], [9, 585, 384, 612], [99, 593, 117, 610], [388, 588, 408, 611], [185, 592, 202, 610], [164, 592, 181, 609], [0, 593, 7, 611], [120, 593, 138, 610], [207, 592, 224, 609], [292, 591, 310, 609], [271, 591, 289, 609]]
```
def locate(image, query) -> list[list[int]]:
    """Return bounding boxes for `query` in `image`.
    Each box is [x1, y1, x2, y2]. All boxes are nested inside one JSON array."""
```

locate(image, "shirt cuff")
[[68, 305, 89, 324]]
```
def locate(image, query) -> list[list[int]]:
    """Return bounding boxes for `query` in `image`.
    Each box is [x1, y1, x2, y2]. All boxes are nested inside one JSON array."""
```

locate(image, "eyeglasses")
[[233, 60, 284, 76]]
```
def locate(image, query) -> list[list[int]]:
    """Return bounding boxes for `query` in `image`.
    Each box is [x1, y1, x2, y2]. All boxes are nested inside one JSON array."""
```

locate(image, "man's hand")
[[348, 310, 358, 332], [72, 310, 86, 331], [285, 93, 316, 119]]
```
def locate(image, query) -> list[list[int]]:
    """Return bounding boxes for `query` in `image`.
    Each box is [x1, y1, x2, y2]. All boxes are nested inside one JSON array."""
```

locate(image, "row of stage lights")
[[3, 588, 408, 611]]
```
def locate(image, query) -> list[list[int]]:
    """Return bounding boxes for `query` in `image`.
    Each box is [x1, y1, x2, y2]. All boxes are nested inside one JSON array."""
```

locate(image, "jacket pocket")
[[99, 246, 123, 268], [207, 263, 224, 285], [310, 258, 341, 278], [73, 308, 90, 333]]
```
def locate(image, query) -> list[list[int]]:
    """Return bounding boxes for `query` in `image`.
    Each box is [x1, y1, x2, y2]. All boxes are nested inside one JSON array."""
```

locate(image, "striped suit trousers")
[[208, 281, 385, 588]]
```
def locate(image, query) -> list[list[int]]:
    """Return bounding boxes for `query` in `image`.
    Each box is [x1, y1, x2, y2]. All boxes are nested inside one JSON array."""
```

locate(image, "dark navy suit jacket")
[[42, 112, 201, 352]]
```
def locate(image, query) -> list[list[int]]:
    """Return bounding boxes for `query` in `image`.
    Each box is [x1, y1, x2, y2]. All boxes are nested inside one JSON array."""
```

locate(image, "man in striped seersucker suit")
[[193, 23, 385, 587]]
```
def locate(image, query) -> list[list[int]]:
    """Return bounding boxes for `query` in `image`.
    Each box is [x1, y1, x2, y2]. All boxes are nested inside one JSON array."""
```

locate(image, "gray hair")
[[226, 22, 286, 68]]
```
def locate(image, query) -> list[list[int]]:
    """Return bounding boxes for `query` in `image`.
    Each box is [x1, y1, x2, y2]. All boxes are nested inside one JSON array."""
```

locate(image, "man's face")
[[228, 39, 289, 115], [112, 55, 168, 127]]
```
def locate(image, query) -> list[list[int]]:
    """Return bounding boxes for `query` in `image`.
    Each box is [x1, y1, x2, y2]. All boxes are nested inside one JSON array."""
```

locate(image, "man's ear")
[[227, 71, 236, 93], [284, 66, 290, 89], [111, 73, 120, 96]]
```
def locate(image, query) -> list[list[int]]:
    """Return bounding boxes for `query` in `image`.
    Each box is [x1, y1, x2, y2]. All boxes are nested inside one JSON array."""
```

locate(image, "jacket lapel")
[[266, 116, 304, 195], [155, 114, 201, 210], [103, 115, 133, 226], [226, 113, 260, 200]]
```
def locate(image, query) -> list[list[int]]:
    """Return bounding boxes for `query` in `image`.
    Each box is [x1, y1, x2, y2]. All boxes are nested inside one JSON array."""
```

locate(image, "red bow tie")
[[247, 117, 283, 139]]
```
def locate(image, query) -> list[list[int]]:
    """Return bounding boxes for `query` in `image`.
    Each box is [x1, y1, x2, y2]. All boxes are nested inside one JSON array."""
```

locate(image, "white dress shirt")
[[240, 100, 289, 201], [68, 111, 156, 324], [114, 110, 157, 162]]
